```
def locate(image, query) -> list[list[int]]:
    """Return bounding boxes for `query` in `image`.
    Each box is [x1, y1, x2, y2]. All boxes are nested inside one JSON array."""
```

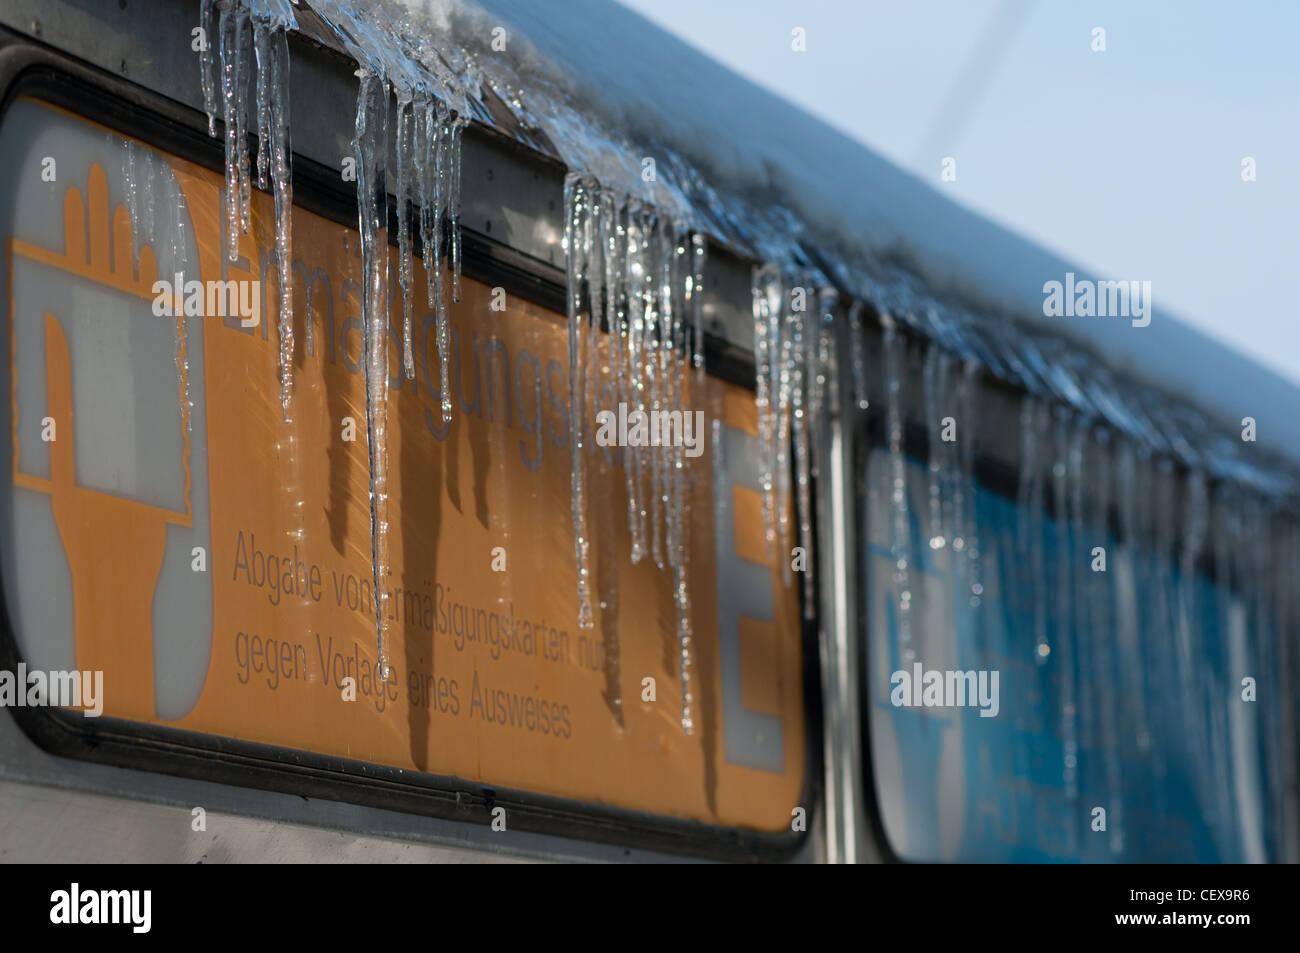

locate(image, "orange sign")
[[2, 98, 805, 832]]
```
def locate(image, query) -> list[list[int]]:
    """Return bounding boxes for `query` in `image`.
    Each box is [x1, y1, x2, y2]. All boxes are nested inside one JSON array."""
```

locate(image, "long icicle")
[[234, 13, 252, 237], [882, 313, 914, 663], [354, 68, 394, 679], [773, 280, 793, 581], [584, 188, 603, 585], [646, 213, 665, 569], [690, 232, 706, 381], [607, 193, 644, 564], [204, 1, 296, 414], [1090, 429, 1123, 854], [1053, 407, 1079, 851], [448, 118, 464, 304], [394, 90, 416, 380], [790, 286, 815, 618], [252, 11, 295, 416], [752, 265, 780, 555], [218, 2, 250, 264], [669, 224, 694, 731], [431, 99, 452, 422], [625, 204, 650, 555], [564, 173, 595, 628]]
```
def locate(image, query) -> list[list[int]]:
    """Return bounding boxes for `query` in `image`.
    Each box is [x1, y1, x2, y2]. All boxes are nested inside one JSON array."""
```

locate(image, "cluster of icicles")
[[881, 319, 1297, 859], [198, 0, 296, 413], [751, 267, 839, 621], [193, 2, 759, 728], [857, 262, 1297, 501], [562, 188, 841, 731], [563, 175, 708, 732], [188, 6, 1297, 802], [198, 0, 467, 683], [879, 314, 986, 669]]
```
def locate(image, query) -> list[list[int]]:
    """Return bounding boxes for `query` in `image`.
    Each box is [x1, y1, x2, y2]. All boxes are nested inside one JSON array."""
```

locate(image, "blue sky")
[[617, 0, 1300, 387]]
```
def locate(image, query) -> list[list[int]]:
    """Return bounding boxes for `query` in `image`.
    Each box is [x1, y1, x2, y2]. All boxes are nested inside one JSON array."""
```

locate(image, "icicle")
[[354, 68, 395, 679], [653, 220, 677, 573], [428, 98, 452, 422], [646, 214, 665, 570], [790, 288, 815, 618], [654, 220, 676, 571], [1208, 486, 1238, 848], [1177, 469, 1209, 817], [123, 139, 140, 254], [667, 223, 694, 731], [174, 187, 194, 435], [752, 265, 780, 555], [806, 289, 829, 433], [957, 360, 983, 612], [254, 27, 271, 192], [394, 91, 416, 380], [941, 355, 962, 555], [936, 355, 970, 666], [203, 2, 296, 412], [413, 95, 449, 416], [585, 193, 603, 582], [923, 344, 946, 550], [1068, 422, 1091, 753], [652, 218, 671, 569], [1019, 398, 1051, 664], [252, 14, 295, 416], [448, 119, 464, 304], [809, 299, 837, 494], [690, 232, 706, 379], [882, 314, 914, 663], [200, 0, 219, 137], [234, 13, 252, 237], [1090, 438, 1122, 854], [625, 205, 651, 556], [142, 149, 156, 247], [563, 173, 595, 629], [414, 95, 434, 308], [1114, 440, 1151, 755], [599, 196, 636, 564], [218, 2, 249, 263], [926, 352, 985, 669], [1083, 425, 1125, 856], [1052, 407, 1079, 850], [269, 23, 294, 417], [773, 283, 793, 582], [847, 301, 870, 412], [675, 531, 694, 734], [1148, 455, 1176, 802]]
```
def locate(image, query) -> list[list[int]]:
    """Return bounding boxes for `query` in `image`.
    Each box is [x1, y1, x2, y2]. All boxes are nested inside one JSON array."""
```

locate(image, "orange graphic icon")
[[10, 162, 193, 721]]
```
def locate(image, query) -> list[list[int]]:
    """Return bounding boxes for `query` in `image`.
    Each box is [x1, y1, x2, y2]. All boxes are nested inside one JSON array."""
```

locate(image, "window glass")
[[0, 97, 807, 834], [863, 446, 1278, 862]]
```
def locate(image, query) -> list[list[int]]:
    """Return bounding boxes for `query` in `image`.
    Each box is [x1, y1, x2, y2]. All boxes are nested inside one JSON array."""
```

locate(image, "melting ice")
[[181, 2, 1300, 789]]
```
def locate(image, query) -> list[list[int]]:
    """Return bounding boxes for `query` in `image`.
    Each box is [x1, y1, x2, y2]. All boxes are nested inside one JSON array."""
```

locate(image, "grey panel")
[[0, 777, 524, 864]]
